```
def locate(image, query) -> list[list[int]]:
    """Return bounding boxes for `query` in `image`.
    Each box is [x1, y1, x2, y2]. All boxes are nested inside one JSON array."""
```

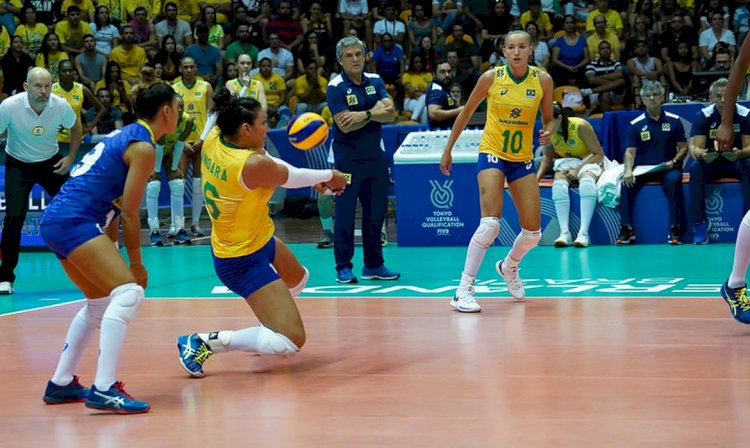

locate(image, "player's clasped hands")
[[316, 169, 348, 195]]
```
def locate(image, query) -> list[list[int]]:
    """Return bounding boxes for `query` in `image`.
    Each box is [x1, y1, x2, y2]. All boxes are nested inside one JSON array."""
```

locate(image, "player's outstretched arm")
[[243, 153, 347, 193]]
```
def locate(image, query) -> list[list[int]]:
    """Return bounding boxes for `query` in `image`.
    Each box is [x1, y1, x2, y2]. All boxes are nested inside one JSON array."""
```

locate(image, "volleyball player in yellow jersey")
[[440, 30, 555, 312], [536, 104, 605, 248], [146, 95, 195, 245], [173, 57, 214, 236], [176, 89, 347, 377]]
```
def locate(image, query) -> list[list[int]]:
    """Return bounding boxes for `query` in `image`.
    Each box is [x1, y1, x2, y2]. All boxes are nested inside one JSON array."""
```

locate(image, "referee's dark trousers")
[[1, 153, 67, 282], [333, 156, 389, 271]]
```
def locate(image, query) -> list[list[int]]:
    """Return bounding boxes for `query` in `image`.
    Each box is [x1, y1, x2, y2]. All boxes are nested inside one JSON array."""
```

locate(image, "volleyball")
[[287, 112, 329, 150]]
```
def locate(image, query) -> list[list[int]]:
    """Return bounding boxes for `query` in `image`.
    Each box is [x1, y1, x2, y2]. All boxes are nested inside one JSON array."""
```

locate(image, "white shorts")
[[553, 156, 604, 179]]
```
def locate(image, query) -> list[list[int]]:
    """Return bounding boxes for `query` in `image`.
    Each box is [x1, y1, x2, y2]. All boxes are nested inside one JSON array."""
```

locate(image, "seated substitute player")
[[176, 89, 347, 377], [536, 103, 606, 248], [40, 83, 179, 414], [146, 94, 195, 245]]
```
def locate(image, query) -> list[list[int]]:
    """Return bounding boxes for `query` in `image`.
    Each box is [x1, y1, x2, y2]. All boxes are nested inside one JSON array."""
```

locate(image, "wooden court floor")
[[2, 231, 750, 447]]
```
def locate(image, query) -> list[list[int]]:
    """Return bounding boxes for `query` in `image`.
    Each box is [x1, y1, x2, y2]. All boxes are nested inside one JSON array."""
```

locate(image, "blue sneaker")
[[84, 381, 150, 414], [693, 221, 710, 244], [361, 265, 400, 280], [149, 230, 163, 246], [721, 281, 750, 324], [177, 333, 213, 377], [336, 267, 358, 284], [174, 229, 192, 245], [43, 375, 89, 404]]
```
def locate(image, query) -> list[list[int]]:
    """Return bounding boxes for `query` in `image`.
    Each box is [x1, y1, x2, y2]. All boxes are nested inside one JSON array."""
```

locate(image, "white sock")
[[552, 179, 570, 233], [729, 211, 750, 288], [191, 177, 203, 226], [578, 177, 597, 235], [200, 327, 262, 353], [169, 178, 185, 230], [198, 330, 232, 353], [460, 273, 475, 287], [505, 228, 542, 268], [145, 180, 161, 231], [94, 285, 143, 391], [50, 297, 109, 385]]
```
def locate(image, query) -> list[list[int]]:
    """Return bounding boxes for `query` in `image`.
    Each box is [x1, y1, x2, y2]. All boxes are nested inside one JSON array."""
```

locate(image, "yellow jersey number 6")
[[203, 181, 221, 220], [501, 130, 523, 154]]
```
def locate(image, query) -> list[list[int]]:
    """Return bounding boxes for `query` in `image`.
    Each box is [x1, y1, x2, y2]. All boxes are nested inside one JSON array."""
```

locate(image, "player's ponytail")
[[134, 82, 176, 120], [214, 87, 262, 137], [553, 102, 571, 142]]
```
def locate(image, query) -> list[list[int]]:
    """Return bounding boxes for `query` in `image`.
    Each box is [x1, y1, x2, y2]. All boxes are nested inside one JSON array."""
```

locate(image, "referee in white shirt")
[[0, 67, 81, 295]]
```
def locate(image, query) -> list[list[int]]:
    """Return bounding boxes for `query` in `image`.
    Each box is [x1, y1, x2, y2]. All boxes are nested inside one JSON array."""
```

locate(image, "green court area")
[[0, 243, 732, 315]]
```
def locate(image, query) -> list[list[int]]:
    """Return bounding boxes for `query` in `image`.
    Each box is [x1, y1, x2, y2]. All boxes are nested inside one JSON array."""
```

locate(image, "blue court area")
[[0, 243, 734, 315]]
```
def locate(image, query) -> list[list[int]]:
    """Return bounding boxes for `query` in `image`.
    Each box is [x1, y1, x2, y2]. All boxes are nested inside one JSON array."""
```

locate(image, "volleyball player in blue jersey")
[[40, 82, 179, 414]]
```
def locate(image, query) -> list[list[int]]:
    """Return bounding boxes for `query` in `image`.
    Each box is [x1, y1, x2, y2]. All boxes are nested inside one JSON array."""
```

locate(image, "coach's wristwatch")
[[365, 110, 372, 121]]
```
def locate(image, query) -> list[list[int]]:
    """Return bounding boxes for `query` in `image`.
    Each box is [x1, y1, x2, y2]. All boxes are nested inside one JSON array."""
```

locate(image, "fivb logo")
[[429, 179, 453, 209], [706, 188, 724, 215]]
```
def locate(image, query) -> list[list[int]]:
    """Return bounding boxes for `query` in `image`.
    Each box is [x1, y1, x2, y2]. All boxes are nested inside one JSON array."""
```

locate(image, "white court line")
[[0, 298, 85, 317]]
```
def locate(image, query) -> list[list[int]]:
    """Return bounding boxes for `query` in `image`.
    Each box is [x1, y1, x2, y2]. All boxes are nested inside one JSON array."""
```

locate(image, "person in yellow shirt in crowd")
[[53, 60, 107, 145], [586, 0, 624, 40], [15, 4, 48, 58], [95, 61, 133, 113], [109, 24, 147, 85], [519, 0, 553, 40], [36, 33, 69, 83], [177, 0, 199, 23], [226, 53, 266, 107], [124, 0, 161, 22], [61, 0, 96, 22], [55, 5, 93, 57], [402, 52, 433, 123], [252, 57, 292, 128], [293, 59, 328, 116]]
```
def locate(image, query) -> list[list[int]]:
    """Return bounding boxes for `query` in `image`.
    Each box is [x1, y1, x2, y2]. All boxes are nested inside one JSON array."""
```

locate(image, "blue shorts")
[[476, 153, 535, 183], [41, 220, 104, 259], [212, 236, 280, 298]]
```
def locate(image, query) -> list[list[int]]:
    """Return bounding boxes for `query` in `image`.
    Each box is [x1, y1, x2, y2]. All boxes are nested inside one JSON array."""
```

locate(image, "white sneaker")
[[450, 284, 481, 313], [0, 281, 14, 295], [554, 231, 572, 248], [581, 88, 593, 96], [574, 233, 590, 247], [496, 260, 525, 301]]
